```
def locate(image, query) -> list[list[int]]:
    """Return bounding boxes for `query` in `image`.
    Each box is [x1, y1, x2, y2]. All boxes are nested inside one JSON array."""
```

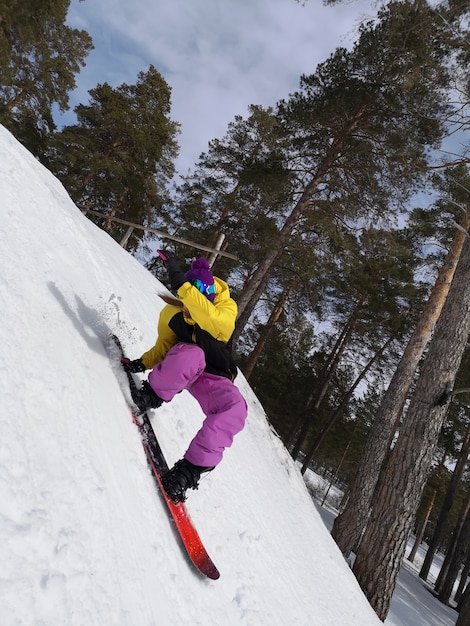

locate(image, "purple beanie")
[[184, 258, 216, 302]]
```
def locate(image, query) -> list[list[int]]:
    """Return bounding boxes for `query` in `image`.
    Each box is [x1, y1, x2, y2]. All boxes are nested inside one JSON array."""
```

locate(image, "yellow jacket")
[[140, 276, 237, 374]]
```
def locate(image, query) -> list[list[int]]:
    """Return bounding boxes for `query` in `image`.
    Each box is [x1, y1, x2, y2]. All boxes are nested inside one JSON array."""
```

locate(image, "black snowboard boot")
[[131, 380, 163, 412], [161, 459, 214, 503]]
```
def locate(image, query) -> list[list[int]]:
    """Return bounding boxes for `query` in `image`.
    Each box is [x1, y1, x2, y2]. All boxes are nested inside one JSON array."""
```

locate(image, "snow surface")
[[0, 125, 459, 625]]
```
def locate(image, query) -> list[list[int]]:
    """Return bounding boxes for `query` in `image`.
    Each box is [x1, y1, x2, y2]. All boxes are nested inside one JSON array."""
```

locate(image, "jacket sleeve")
[[140, 305, 180, 369], [176, 282, 237, 343]]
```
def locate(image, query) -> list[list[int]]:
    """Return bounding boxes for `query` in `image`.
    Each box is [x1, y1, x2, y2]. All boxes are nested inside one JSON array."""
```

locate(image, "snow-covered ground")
[[0, 125, 459, 625], [307, 474, 459, 626]]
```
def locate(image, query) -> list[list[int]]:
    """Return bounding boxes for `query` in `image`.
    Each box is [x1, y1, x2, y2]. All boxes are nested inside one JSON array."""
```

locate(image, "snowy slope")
[[0, 125, 382, 625]]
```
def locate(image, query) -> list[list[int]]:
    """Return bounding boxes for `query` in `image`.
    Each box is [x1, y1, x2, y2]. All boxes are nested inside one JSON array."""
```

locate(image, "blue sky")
[[63, 0, 376, 177]]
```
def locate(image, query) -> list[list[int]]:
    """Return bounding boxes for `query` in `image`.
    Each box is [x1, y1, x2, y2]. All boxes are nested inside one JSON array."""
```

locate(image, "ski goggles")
[[190, 279, 216, 297]]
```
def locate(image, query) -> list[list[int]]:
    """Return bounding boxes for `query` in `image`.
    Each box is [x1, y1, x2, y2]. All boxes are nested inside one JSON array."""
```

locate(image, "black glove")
[[157, 249, 186, 292], [121, 358, 146, 373]]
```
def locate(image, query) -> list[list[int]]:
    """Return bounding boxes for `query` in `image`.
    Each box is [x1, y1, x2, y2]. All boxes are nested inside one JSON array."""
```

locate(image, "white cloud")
[[65, 0, 377, 175]]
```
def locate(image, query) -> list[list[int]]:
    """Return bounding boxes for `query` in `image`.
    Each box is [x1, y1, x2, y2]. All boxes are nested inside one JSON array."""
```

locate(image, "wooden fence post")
[[120, 226, 134, 248], [207, 234, 226, 268]]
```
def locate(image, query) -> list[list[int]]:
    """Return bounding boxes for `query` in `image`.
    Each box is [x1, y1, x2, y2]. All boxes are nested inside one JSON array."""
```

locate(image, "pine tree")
[[457, 583, 470, 626], [331, 168, 470, 558], [289, 226, 423, 461], [0, 0, 93, 155], [352, 235, 470, 620], [235, 0, 451, 336], [173, 104, 291, 280], [419, 418, 470, 582], [435, 485, 470, 604], [46, 66, 180, 248]]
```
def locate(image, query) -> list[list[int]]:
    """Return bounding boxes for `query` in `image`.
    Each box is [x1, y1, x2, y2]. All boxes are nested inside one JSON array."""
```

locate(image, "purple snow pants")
[[147, 343, 247, 467]]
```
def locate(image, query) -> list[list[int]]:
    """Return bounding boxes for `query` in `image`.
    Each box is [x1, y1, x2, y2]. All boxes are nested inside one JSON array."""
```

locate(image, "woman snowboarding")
[[121, 251, 247, 503]]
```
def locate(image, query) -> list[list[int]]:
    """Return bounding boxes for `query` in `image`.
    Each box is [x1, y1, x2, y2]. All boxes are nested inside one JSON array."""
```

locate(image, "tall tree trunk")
[[234, 108, 366, 339], [331, 212, 470, 558], [420, 423, 470, 581], [320, 423, 360, 507], [206, 182, 241, 250], [456, 583, 470, 626], [301, 335, 394, 474], [455, 553, 470, 605], [352, 235, 470, 621], [408, 489, 437, 563], [286, 317, 354, 450], [436, 495, 470, 604], [289, 294, 368, 458], [243, 278, 297, 380]]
